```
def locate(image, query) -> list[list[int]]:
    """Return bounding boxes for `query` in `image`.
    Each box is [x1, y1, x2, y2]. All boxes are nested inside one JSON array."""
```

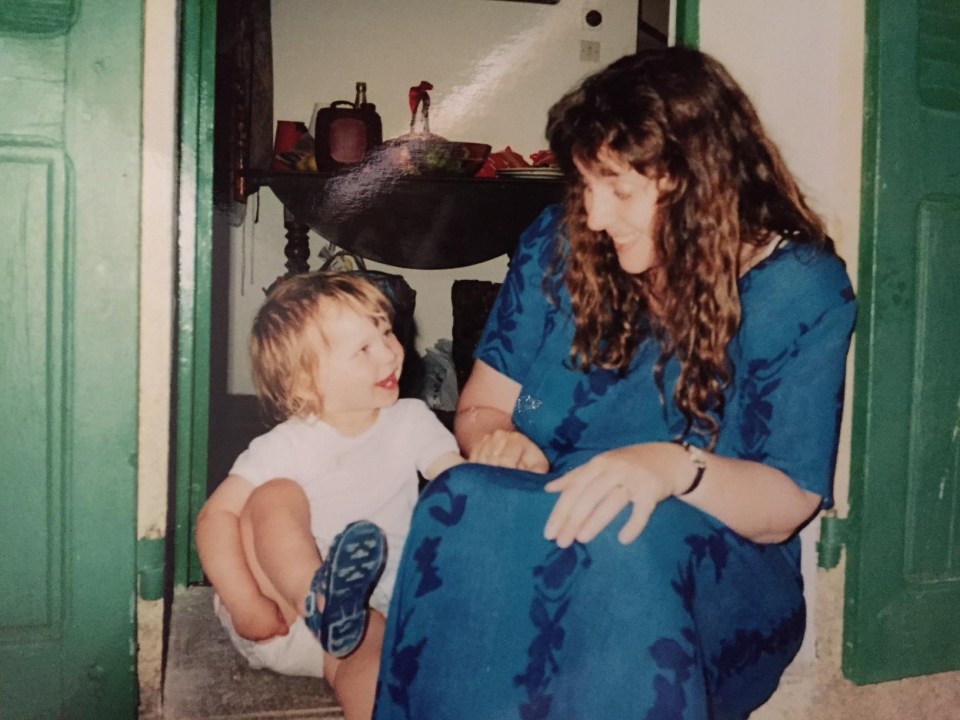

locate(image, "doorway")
[[174, 0, 693, 589]]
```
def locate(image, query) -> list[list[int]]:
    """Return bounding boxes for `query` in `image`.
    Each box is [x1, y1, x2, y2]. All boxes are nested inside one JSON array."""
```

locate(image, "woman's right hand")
[[468, 427, 550, 473]]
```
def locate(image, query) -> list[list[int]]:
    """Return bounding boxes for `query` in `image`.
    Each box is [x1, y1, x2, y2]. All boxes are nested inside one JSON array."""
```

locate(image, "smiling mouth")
[[376, 372, 399, 389], [611, 237, 639, 251]]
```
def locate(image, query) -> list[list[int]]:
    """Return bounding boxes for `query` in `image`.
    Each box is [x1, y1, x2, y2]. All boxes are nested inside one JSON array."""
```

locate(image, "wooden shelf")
[[247, 170, 564, 270]]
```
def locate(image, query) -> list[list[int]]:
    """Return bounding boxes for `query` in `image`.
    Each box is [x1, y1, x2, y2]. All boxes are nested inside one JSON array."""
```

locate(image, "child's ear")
[[292, 363, 324, 416]]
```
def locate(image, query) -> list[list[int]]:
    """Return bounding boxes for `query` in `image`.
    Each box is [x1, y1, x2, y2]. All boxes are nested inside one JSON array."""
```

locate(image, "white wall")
[[228, 0, 638, 394], [698, 1, 864, 510], [699, 0, 865, 687], [699, 3, 863, 275], [139, 0, 179, 714]]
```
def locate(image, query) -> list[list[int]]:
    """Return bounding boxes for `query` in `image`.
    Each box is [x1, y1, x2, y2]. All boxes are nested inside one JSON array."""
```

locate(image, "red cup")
[[273, 120, 308, 170]]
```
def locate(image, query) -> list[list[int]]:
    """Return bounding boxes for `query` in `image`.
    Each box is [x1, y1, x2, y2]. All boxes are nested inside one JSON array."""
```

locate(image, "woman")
[[374, 47, 856, 719]]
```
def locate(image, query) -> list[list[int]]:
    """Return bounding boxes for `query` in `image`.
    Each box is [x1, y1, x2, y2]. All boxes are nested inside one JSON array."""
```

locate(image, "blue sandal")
[[304, 520, 386, 658]]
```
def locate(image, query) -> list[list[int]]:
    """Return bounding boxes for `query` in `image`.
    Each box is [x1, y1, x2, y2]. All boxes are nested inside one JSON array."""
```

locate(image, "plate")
[[497, 167, 563, 179]]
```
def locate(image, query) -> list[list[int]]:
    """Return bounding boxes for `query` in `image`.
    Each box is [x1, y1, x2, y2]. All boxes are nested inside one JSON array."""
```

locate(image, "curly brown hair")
[[546, 47, 830, 447], [251, 272, 394, 422]]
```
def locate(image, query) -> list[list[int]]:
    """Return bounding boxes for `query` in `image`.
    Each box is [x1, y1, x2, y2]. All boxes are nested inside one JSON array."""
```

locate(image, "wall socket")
[[580, 39, 601, 63]]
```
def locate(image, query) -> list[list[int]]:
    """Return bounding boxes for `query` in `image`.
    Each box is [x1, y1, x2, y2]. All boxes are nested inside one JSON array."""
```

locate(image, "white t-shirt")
[[230, 398, 459, 609]]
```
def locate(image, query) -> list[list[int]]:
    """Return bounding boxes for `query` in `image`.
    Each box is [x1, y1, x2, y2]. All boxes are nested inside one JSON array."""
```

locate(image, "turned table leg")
[[282, 208, 311, 275]]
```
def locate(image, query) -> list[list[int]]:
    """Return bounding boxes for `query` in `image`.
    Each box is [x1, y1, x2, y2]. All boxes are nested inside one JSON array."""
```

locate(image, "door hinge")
[[816, 510, 848, 570], [137, 536, 166, 601]]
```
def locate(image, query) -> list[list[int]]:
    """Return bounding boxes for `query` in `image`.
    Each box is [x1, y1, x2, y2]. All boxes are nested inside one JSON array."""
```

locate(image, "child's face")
[[314, 303, 404, 425]]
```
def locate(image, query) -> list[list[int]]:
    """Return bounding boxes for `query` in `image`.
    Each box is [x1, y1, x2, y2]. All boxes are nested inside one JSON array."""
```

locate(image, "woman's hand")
[[468, 427, 550, 473], [543, 443, 685, 547], [456, 360, 550, 473]]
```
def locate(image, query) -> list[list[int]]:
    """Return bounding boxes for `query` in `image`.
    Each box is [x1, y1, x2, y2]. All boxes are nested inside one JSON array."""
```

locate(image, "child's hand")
[[231, 595, 290, 642], [469, 428, 550, 473]]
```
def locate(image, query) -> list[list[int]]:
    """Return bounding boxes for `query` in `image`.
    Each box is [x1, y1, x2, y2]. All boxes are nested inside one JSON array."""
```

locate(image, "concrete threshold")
[[163, 586, 343, 720]]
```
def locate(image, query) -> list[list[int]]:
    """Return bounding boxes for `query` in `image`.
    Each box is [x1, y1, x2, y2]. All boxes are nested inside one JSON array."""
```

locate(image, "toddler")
[[196, 272, 462, 719]]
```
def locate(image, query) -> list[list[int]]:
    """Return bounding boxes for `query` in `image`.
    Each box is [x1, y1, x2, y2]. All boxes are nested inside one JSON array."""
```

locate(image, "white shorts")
[[214, 594, 326, 677], [369, 571, 394, 617]]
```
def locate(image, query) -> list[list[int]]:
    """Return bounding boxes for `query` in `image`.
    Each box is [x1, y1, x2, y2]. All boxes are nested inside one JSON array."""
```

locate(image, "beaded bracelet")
[[673, 440, 706, 495]]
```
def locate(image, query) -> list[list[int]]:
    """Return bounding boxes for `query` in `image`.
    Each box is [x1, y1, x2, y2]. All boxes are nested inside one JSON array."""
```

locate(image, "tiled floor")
[[163, 586, 343, 720]]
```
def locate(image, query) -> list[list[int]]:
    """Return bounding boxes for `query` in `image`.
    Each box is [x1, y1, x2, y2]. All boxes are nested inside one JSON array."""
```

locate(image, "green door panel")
[[0, 37, 66, 140], [0, 145, 67, 719], [845, 0, 960, 684], [675, 0, 699, 47], [175, 0, 218, 587], [905, 199, 960, 581], [0, 0, 77, 36], [0, 0, 142, 716]]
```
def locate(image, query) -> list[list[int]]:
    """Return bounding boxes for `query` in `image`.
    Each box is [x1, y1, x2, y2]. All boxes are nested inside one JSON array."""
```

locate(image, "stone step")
[[163, 586, 343, 720]]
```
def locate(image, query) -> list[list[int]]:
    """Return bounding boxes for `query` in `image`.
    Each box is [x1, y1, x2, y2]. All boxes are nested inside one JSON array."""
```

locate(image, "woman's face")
[[575, 148, 663, 275]]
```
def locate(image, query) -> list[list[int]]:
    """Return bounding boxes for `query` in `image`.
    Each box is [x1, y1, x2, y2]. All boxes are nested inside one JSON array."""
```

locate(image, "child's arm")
[[422, 451, 465, 481], [196, 474, 288, 641]]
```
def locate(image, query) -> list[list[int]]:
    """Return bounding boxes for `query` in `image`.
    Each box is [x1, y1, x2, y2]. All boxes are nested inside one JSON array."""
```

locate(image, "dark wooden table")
[[247, 169, 565, 271]]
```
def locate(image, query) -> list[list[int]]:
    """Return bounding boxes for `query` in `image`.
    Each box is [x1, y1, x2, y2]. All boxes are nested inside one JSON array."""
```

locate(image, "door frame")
[[174, 0, 218, 586], [172, 0, 700, 586]]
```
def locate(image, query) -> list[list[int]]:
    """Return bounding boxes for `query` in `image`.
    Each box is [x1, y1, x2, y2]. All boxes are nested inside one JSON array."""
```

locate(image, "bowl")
[[381, 136, 491, 177], [423, 141, 492, 177]]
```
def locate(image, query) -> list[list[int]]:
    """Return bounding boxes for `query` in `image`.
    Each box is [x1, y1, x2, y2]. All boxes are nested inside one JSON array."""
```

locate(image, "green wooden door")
[[175, 0, 217, 588], [844, 0, 960, 683], [0, 1, 142, 717]]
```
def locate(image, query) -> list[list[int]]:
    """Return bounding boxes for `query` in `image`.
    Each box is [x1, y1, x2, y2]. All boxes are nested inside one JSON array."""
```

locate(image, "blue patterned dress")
[[374, 206, 856, 720]]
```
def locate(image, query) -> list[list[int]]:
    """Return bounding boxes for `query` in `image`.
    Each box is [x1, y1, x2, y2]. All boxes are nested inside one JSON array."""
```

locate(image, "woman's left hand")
[[543, 443, 684, 547]]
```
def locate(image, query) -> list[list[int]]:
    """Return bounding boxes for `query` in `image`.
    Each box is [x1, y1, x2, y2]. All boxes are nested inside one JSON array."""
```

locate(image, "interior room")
[[161, 1, 960, 718], [166, 2, 671, 717], [6, 1, 960, 718], [206, 0, 668, 497]]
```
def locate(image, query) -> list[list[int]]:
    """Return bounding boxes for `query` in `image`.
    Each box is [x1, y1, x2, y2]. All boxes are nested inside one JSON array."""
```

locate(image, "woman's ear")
[[656, 173, 678, 196]]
